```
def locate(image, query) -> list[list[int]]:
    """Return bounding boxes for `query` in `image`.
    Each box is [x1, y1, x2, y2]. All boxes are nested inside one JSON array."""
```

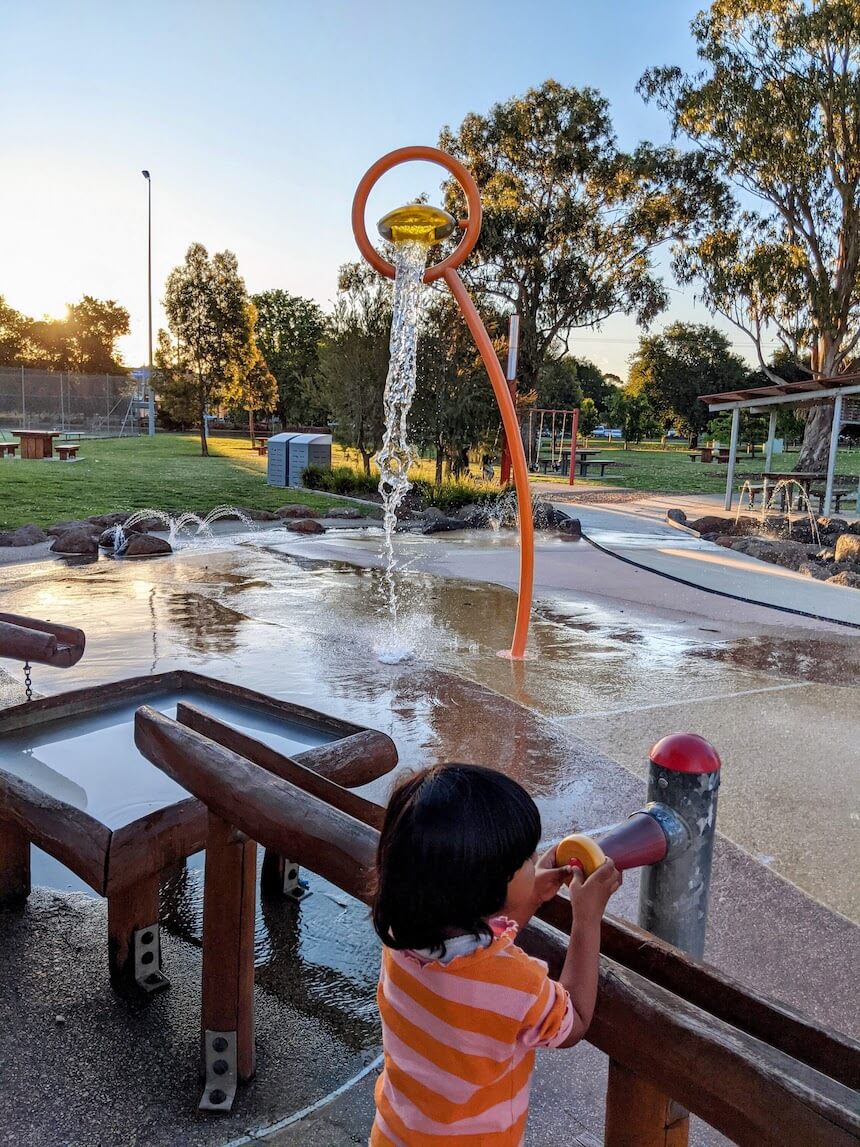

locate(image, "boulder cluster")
[[675, 510, 860, 589]]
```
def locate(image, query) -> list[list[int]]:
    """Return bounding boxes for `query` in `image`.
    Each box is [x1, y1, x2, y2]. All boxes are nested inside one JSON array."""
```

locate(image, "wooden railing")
[[134, 706, 860, 1145]]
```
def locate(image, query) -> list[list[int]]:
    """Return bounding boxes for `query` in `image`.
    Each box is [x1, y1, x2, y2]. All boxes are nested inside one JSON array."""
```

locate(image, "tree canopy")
[[319, 264, 391, 474], [639, 0, 860, 468], [251, 290, 327, 427], [161, 243, 253, 455], [628, 322, 748, 442], [0, 294, 129, 372], [439, 80, 726, 392]]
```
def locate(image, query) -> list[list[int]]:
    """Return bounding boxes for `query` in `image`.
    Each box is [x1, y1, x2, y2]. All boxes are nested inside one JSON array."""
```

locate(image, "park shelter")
[[700, 373, 860, 513]]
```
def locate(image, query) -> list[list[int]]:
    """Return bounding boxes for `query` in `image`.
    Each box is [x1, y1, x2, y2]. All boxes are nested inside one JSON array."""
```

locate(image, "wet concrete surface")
[[0, 529, 857, 1144]]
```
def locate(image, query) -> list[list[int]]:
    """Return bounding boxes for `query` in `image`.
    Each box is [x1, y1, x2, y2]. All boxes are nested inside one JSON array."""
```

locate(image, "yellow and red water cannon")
[[558, 733, 721, 961], [557, 801, 690, 876]]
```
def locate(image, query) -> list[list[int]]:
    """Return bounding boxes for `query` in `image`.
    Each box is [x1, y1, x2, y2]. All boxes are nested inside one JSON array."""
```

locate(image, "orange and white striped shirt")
[[371, 917, 573, 1145]]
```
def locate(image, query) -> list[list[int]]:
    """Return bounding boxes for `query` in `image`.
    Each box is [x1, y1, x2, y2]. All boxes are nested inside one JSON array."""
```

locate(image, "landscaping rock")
[[98, 527, 124, 550], [422, 513, 465, 534], [667, 508, 687, 525], [454, 503, 487, 527], [714, 535, 736, 549], [88, 512, 130, 529], [241, 508, 279, 522], [124, 533, 173, 557], [130, 517, 165, 532], [285, 519, 325, 534], [815, 548, 837, 562], [534, 503, 566, 530], [797, 561, 832, 581], [558, 517, 582, 539], [275, 504, 319, 519], [688, 515, 738, 536], [325, 507, 362, 519], [422, 507, 449, 524], [826, 570, 860, 588], [834, 533, 860, 563], [817, 516, 847, 534], [0, 524, 48, 547], [728, 537, 812, 570], [46, 519, 93, 537], [50, 528, 99, 555]]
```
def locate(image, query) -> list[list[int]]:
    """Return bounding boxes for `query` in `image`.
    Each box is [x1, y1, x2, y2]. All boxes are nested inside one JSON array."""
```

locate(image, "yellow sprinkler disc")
[[556, 834, 606, 877], [377, 203, 457, 245]]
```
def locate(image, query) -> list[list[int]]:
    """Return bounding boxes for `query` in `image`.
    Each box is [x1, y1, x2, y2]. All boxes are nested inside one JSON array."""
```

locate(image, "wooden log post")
[[200, 812, 257, 1102], [605, 1060, 689, 1147], [107, 872, 163, 990], [0, 819, 31, 906]]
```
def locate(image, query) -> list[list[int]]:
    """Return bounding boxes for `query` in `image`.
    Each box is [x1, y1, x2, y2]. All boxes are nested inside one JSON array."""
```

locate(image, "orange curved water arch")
[[352, 146, 534, 660]]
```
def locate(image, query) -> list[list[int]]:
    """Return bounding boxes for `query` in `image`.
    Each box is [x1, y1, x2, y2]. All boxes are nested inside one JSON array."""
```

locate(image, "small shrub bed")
[[303, 464, 509, 512]]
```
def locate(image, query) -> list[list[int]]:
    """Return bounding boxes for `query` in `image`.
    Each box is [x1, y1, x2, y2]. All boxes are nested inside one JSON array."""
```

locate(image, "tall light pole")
[[142, 170, 155, 436]]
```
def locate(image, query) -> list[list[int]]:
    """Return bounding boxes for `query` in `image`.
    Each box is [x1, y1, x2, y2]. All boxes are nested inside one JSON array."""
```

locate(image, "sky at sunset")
[[1, 0, 780, 376]]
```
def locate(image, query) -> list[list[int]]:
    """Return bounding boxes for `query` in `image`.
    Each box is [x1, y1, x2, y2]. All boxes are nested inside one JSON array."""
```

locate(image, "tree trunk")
[[796, 402, 835, 471], [435, 447, 444, 486], [199, 403, 208, 456], [360, 449, 372, 476], [248, 408, 255, 442]]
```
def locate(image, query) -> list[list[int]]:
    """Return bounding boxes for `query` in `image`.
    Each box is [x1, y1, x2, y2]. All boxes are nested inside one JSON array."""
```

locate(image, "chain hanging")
[[23, 660, 33, 703]]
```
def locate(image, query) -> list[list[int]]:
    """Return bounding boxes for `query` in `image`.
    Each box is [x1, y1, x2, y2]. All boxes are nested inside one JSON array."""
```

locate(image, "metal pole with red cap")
[[638, 732, 721, 959]]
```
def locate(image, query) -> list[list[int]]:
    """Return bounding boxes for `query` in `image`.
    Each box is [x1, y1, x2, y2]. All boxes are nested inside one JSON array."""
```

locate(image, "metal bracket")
[[282, 860, 311, 902], [641, 802, 691, 862], [199, 1030, 237, 1112], [133, 924, 169, 993]]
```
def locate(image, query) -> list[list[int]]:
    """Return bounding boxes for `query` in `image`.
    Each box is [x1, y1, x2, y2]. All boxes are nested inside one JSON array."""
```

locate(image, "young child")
[[370, 763, 621, 1146]]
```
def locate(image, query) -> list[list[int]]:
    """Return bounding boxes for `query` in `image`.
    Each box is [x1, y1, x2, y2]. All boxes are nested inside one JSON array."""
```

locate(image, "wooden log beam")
[[523, 921, 860, 1147], [538, 896, 860, 1090], [0, 768, 109, 893], [0, 613, 86, 669], [0, 819, 31, 906], [133, 708, 377, 898], [175, 704, 386, 828]]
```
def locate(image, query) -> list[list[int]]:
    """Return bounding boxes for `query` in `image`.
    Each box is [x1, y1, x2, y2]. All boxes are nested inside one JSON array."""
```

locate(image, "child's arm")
[[556, 859, 621, 1048]]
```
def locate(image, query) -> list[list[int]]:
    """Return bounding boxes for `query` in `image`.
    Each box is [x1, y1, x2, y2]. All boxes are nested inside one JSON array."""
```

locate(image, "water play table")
[[0, 670, 396, 990], [12, 430, 62, 459]]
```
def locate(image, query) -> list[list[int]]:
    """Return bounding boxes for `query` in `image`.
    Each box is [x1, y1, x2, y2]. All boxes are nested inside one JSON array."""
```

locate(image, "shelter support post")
[[764, 410, 777, 473], [723, 408, 740, 510], [823, 394, 843, 516]]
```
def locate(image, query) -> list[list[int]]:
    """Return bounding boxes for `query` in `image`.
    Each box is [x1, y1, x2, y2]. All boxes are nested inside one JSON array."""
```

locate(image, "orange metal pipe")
[[443, 267, 534, 659]]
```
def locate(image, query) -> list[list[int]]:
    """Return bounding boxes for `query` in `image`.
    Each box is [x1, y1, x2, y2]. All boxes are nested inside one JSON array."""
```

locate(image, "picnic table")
[[253, 435, 270, 456], [743, 472, 819, 511], [577, 457, 623, 479], [12, 430, 61, 459]]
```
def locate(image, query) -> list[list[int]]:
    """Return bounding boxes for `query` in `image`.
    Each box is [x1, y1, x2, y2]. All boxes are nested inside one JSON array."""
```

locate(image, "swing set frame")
[[526, 406, 580, 485]]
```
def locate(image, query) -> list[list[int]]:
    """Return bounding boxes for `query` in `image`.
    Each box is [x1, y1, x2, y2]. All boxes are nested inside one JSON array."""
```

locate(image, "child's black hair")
[[372, 763, 541, 952]]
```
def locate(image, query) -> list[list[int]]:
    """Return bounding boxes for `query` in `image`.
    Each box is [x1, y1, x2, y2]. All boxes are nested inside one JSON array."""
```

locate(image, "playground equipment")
[[0, 671, 396, 995], [352, 145, 534, 659], [132, 713, 859, 1140], [526, 406, 580, 484]]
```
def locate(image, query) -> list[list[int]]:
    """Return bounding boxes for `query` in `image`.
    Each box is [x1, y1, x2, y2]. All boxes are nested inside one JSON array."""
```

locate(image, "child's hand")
[[533, 845, 579, 907], [567, 858, 622, 924]]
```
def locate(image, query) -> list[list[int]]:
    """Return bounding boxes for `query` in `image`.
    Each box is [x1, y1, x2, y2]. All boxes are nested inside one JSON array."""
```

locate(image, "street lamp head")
[[141, 170, 150, 180]]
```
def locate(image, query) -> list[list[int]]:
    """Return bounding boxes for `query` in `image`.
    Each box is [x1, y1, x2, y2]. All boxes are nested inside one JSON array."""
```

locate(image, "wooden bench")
[[0, 443, 18, 458], [56, 444, 80, 461], [809, 479, 859, 514]]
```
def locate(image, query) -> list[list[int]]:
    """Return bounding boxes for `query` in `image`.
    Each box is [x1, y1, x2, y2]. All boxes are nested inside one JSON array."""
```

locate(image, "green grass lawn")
[[0, 434, 374, 530], [531, 444, 860, 496]]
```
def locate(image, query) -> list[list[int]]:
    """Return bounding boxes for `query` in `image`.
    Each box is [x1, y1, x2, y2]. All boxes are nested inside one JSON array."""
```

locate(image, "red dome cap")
[[650, 733, 721, 775]]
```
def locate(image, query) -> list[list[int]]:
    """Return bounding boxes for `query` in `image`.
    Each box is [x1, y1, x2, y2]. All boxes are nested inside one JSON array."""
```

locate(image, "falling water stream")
[[374, 238, 429, 660]]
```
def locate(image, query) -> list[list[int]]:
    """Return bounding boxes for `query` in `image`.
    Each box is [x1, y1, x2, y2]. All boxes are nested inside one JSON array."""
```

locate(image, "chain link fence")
[[0, 366, 144, 436]]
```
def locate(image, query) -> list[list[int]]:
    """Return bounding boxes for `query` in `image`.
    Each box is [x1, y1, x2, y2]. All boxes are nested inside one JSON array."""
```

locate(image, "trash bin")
[[266, 432, 332, 488]]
